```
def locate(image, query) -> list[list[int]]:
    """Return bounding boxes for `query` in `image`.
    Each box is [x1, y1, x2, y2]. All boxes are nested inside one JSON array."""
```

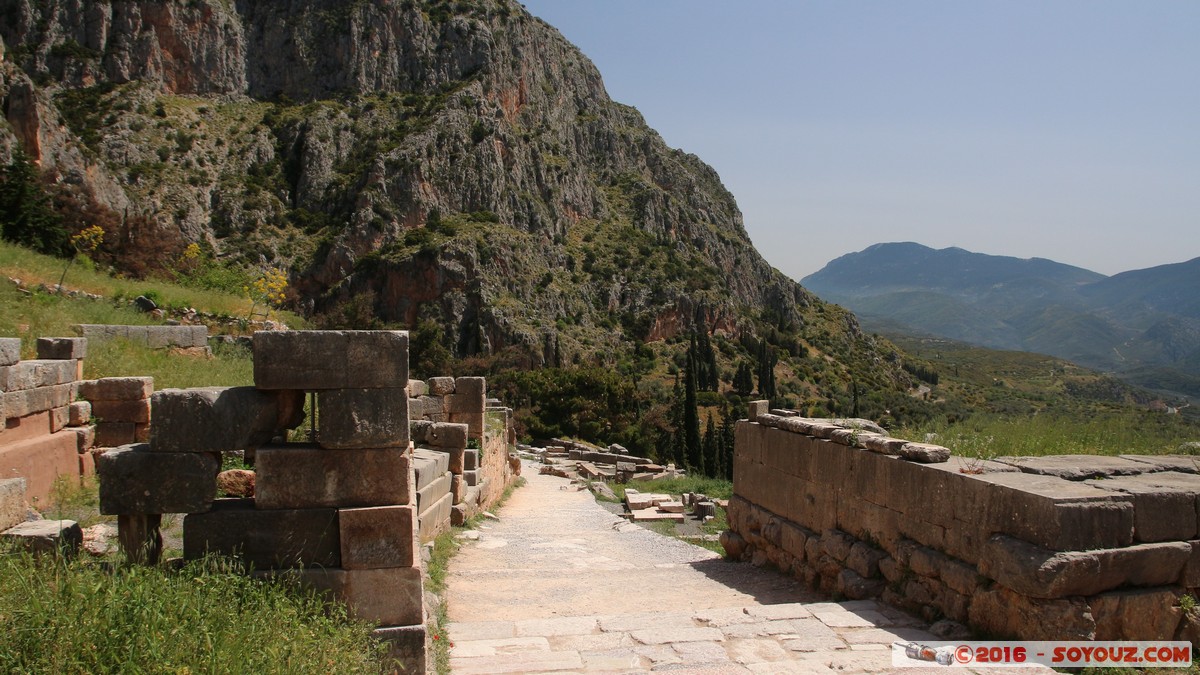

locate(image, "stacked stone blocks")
[[727, 404, 1200, 645], [0, 337, 96, 505], [95, 330, 423, 672], [74, 324, 208, 352]]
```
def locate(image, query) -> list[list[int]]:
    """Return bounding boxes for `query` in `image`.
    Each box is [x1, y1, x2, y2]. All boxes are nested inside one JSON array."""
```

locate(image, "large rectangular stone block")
[[417, 472, 452, 514], [0, 432, 79, 507], [449, 412, 485, 439], [427, 422, 467, 449], [418, 492, 453, 542], [290, 566, 424, 626], [36, 337, 87, 361], [96, 445, 219, 514], [412, 449, 448, 490], [2, 411, 51, 444], [980, 534, 1191, 599], [462, 468, 479, 487], [3, 383, 75, 418], [464, 448, 479, 471], [1086, 472, 1200, 542], [91, 398, 152, 424], [78, 377, 153, 401], [339, 505, 418, 570], [2, 360, 76, 391], [317, 388, 409, 449], [0, 478, 27, 531], [183, 500, 339, 568], [253, 330, 408, 390], [255, 445, 411, 509], [978, 472, 1135, 550], [94, 422, 136, 448], [151, 387, 306, 453]]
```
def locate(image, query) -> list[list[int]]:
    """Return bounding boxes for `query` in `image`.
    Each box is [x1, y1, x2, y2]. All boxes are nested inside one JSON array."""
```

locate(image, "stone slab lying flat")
[[1120, 455, 1200, 474], [1086, 471, 1200, 542], [253, 330, 408, 390], [2, 519, 82, 555], [629, 508, 686, 522], [255, 445, 411, 509], [417, 471, 453, 515], [151, 387, 305, 453], [183, 500, 339, 568], [96, 445, 219, 514], [994, 455, 1151, 480], [412, 449, 449, 491], [971, 471, 1134, 550]]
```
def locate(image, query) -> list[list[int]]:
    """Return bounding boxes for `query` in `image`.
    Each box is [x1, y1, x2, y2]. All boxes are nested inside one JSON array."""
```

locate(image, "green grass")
[[85, 337, 254, 388], [608, 476, 732, 503], [896, 411, 1199, 458], [0, 553, 388, 674]]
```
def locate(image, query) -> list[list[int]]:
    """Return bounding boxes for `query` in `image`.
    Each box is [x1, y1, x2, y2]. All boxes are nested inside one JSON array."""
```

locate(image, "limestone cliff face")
[[0, 0, 894, 391]]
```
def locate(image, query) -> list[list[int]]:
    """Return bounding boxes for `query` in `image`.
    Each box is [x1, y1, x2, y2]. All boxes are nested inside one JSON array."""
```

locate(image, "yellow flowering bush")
[[245, 267, 288, 320]]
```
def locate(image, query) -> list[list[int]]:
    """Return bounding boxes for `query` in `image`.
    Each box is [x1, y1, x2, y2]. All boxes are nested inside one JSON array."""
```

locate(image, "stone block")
[[1086, 471, 1200, 542], [79, 447, 96, 477], [183, 500, 339, 568], [253, 330, 408, 390], [417, 472, 452, 515], [845, 541, 888, 579], [291, 566, 424, 626], [451, 377, 486, 412], [255, 445, 411, 509], [373, 624, 426, 675], [134, 423, 150, 443], [1088, 587, 1183, 641], [899, 442, 950, 464], [464, 448, 479, 471], [339, 504, 418, 570], [412, 449, 449, 490], [995, 454, 1151, 480], [409, 419, 432, 443], [78, 377, 153, 401], [3, 383, 75, 417], [0, 338, 20, 366], [462, 468, 479, 487], [979, 471, 1135, 550], [96, 445, 219, 515], [0, 431, 81, 507], [1185, 540, 1200, 587], [317, 388, 409, 449], [452, 474, 464, 504], [49, 405, 68, 432], [1120, 455, 1200, 474], [428, 422, 468, 449], [71, 425, 95, 453], [2, 360, 76, 391], [418, 492, 452, 542], [969, 586, 1096, 640], [91, 398, 152, 424], [2, 411, 51, 443], [37, 337, 87, 361], [445, 446, 466, 474], [0, 478, 27, 531], [449, 412, 485, 439], [748, 400, 770, 422], [151, 387, 306, 453], [146, 325, 176, 349], [979, 533, 1191, 599], [427, 377, 455, 396], [1, 519, 81, 555], [68, 400, 91, 426], [94, 422, 137, 448], [407, 379, 428, 397]]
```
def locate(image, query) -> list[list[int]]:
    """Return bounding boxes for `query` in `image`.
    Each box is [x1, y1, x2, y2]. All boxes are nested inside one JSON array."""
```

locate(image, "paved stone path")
[[444, 464, 1039, 673]]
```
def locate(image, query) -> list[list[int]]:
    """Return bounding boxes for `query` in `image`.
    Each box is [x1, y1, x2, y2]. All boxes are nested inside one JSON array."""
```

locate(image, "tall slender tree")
[[684, 335, 703, 474]]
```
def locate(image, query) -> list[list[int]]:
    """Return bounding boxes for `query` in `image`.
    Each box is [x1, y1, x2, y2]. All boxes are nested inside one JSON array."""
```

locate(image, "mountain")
[[803, 243, 1200, 399], [0, 0, 925, 452]]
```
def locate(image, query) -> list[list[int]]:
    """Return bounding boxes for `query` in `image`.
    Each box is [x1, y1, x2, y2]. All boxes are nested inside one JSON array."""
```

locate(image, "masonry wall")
[[75, 324, 208, 351], [727, 406, 1200, 645]]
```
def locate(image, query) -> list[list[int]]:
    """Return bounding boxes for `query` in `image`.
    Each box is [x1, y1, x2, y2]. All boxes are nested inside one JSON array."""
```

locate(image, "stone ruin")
[[725, 400, 1200, 647], [2, 329, 519, 672]]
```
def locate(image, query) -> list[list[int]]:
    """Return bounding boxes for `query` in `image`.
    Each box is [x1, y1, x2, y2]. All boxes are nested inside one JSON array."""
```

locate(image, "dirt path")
[[443, 462, 1038, 673]]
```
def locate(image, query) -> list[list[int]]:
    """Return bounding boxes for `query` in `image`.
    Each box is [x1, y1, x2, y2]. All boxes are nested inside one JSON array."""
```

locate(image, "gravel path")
[[443, 461, 1045, 674]]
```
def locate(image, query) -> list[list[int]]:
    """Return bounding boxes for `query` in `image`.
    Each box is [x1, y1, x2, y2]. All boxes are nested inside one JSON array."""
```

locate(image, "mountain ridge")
[[803, 242, 1200, 399]]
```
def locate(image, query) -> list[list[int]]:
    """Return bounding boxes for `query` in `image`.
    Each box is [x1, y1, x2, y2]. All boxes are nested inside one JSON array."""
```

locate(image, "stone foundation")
[[726, 404, 1200, 645]]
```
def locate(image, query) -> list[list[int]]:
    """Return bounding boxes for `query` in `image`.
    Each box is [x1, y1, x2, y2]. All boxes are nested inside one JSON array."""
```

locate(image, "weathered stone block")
[[0, 431, 81, 506], [979, 534, 1191, 599], [78, 377, 152, 401], [462, 468, 479, 487], [68, 400, 91, 426], [464, 448, 479, 471], [412, 449, 449, 490], [417, 472, 452, 515], [1086, 471, 1200, 542], [255, 445, 411, 509], [748, 400, 770, 422], [418, 492, 452, 542], [317, 388, 409, 449], [899, 442, 950, 464], [183, 500, 339, 568], [253, 330, 408, 390], [0, 338, 20, 366], [451, 377, 486, 410], [427, 377, 455, 396], [1089, 587, 1183, 641], [49, 405, 68, 432], [36, 337, 86, 361], [3, 383, 75, 417], [151, 387, 306, 453], [995, 454, 1151, 480], [2, 360, 76, 391], [845, 541, 888, 579], [427, 422, 468, 449], [94, 422, 136, 448], [92, 398, 151, 424], [96, 445, 219, 514], [373, 624, 426, 675], [71, 425, 95, 453], [407, 379, 428, 397], [968, 586, 1096, 640], [409, 419, 432, 443], [863, 435, 908, 455], [0, 478, 27, 531], [451, 474, 464, 504], [339, 505, 418, 570], [979, 471, 1135, 550], [1, 519, 81, 555], [291, 566, 425, 626]]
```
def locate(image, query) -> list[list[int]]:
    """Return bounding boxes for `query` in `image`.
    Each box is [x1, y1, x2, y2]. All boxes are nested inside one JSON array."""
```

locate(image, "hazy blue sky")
[[518, 1, 1199, 281]]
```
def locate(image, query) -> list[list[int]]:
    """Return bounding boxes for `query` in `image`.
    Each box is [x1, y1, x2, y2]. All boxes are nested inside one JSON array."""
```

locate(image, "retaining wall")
[[75, 324, 208, 351], [726, 404, 1200, 645]]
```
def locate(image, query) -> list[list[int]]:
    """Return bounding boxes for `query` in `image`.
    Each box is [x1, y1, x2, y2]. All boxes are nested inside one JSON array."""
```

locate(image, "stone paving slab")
[[445, 464, 1051, 674]]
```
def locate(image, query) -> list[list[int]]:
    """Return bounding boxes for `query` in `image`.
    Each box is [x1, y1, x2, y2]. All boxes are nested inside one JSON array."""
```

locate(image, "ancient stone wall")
[[726, 402, 1200, 645], [0, 337, 95, 507], [75, 324, 208, 351]]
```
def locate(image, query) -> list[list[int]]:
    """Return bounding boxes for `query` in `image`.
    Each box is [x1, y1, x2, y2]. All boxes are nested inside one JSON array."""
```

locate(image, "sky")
[[518, 1, 1200, 282]]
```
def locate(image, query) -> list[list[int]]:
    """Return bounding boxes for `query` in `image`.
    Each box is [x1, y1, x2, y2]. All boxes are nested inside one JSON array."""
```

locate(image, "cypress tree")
[[684, 336, 702, 474], [0, 149, 70, 257]]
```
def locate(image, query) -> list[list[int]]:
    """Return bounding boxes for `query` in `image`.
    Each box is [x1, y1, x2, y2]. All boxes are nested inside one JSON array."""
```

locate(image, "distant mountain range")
[[802, 243, 1200, 399]]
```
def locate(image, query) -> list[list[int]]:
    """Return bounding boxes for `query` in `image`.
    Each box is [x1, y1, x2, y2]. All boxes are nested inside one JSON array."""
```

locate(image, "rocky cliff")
[[0, 0, 914, 413]]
